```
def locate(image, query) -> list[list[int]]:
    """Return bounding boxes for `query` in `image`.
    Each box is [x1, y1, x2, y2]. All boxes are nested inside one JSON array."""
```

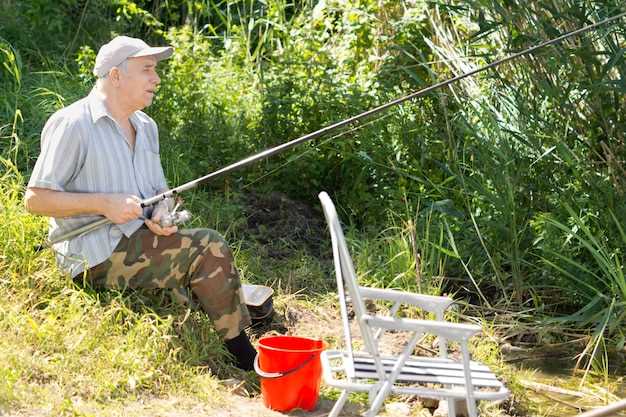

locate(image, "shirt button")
[[110, 227, 122, 238]]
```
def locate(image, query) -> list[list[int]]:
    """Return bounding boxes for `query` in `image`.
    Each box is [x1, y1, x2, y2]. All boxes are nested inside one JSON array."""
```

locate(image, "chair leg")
[[329, 390, 349, 417], [366, 381, 393, 417], [447, 398, 456, 417], [467, 399, 478, 417]]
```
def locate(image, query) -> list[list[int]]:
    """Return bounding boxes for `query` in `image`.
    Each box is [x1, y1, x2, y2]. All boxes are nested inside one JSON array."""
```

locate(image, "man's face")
[[118, 56, 161, 110]]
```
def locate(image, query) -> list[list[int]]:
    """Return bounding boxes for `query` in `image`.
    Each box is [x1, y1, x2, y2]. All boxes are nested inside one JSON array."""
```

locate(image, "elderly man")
[[24, 36, 256, 371]]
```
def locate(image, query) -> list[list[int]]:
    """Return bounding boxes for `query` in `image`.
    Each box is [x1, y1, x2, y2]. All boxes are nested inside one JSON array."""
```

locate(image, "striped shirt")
[[28, 88, 168, 277]]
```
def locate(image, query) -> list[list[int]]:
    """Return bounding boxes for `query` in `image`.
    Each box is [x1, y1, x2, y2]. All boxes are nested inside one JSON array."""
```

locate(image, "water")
[[510, 352, 626, 416]]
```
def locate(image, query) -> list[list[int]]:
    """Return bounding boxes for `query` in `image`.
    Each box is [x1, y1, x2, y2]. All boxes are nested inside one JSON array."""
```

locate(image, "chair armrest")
[[363, 315, 481, 341], [359, 286, 454, 314]]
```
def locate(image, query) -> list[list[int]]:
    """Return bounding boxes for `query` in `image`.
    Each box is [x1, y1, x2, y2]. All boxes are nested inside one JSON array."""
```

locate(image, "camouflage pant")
[[86, 225, 251, 340]]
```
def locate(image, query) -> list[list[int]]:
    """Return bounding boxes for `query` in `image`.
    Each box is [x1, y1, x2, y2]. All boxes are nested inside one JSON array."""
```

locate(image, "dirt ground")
[[242, 190, 327, 258], [1, 396, 361, 417], [1, 295, 502, 417]]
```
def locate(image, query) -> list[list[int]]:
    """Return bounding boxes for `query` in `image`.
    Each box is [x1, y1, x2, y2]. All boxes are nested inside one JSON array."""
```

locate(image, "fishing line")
[[241, 110, 397, 190], [245, 17, 625, 190]]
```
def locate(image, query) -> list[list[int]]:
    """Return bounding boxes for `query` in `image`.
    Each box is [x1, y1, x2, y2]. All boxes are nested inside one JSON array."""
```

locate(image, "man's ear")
[[109, 67, 122, 85]]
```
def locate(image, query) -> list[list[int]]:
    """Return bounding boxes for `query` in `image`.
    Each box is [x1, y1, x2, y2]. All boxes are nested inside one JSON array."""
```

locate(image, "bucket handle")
[[254, 353, 317, 379]]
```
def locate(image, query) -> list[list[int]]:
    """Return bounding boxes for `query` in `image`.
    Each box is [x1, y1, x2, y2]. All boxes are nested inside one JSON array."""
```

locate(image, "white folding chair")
[[318, 192, 509, 417]]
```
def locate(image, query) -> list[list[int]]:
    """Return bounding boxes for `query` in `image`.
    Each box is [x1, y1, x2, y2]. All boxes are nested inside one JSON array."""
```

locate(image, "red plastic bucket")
[[254, 335, 326, 412]]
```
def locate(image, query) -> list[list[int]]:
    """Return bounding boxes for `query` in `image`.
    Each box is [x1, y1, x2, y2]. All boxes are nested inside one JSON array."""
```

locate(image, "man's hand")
[[145, 199, 178, 236], [103, 194, 143, 224]]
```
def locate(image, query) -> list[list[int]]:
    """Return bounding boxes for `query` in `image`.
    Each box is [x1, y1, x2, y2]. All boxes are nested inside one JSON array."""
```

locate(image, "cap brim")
[[129, 46, 174, 61]]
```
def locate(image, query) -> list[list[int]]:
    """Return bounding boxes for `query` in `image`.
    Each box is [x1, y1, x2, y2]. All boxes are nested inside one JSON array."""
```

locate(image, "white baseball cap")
[[93, 35, 173, 78]]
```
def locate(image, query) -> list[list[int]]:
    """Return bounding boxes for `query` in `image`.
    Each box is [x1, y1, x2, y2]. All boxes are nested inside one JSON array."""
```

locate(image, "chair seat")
[[322, 350, 509, 401], [317, 191, 509, 416]]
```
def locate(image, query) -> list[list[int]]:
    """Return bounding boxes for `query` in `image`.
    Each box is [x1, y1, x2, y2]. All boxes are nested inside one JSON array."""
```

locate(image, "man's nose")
[[152, 72, 161, 85]]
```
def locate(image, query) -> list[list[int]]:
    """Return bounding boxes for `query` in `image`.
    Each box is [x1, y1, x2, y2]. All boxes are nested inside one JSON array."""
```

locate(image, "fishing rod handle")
[[49, 217, 111, 245], [48, 197, 157, 244], [48, 198, 155, 245], [47, 194, 186, 245]]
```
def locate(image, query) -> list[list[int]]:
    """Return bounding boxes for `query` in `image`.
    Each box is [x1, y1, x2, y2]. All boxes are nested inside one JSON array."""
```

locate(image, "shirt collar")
[[87, 88, 148, 128], [88, 88, 110, 123]]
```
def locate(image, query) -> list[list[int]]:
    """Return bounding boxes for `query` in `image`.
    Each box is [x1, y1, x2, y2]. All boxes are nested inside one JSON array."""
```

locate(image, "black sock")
[[224, 330, 257, 371]]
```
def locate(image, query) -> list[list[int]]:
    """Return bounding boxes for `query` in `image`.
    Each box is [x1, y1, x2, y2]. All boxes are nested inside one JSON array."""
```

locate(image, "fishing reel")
[[155, 198, 192, 228]]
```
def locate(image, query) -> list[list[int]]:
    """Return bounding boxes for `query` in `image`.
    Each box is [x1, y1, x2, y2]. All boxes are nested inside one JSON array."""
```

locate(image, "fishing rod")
[[50, 10, 626, 245]]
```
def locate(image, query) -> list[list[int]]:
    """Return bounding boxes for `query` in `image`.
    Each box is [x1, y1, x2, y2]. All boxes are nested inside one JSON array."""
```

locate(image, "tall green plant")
[[536, 205, 626, 378], [352, 202, 453, 297], [0, 40, 23, 162]]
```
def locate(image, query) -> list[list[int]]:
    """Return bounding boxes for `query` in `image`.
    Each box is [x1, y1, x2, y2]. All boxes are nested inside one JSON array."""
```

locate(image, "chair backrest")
[[319, 192, 386, 378]]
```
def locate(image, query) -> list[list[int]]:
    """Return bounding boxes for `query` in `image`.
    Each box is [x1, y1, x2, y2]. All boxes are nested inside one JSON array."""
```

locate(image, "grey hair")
[[98, 59, 129, 80]]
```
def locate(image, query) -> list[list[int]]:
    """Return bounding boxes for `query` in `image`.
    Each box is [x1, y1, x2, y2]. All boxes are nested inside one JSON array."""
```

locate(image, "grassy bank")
[[0, 158, 519, 416], [0, 161, 225, 409]]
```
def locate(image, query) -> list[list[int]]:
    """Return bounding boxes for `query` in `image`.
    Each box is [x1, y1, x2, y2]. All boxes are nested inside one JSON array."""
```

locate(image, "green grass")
[[0, 159, 234, 412]]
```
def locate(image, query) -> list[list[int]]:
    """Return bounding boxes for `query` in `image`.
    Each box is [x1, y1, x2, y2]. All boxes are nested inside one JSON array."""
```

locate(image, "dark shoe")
[[225, 330, 257, 371]]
